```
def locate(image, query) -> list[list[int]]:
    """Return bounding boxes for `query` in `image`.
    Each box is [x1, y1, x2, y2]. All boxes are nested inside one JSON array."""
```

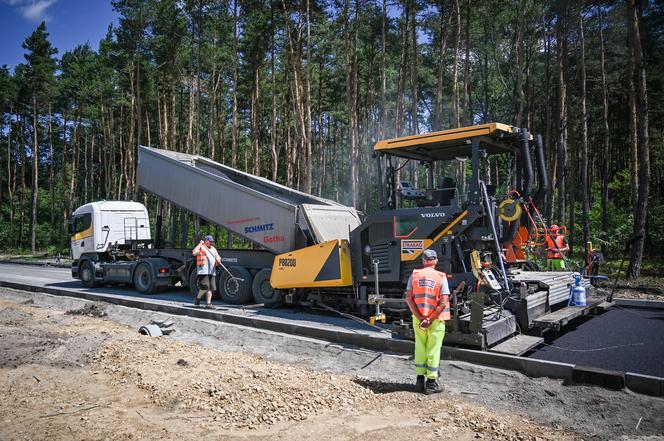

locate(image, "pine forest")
[[0, 0, 662, 278]]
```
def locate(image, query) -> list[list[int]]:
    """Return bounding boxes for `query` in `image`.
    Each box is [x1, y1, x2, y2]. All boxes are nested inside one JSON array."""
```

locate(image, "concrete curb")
[[0, 260, 70, 269], [615, 298, 664, 310], [1, 279, 662, 397]]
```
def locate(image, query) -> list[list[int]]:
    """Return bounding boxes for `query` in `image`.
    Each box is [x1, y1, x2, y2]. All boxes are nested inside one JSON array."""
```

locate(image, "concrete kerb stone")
[[625, 372, 664, 397], [0, 259, 70, 269], [571, 365, 626, 391], [615, 298, 664, 310], [523, 358, 574, 380], [444, 347, 528, 374]]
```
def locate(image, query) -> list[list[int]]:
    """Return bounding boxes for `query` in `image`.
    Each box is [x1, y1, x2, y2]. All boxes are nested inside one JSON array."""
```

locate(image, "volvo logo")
[[421, 212, 446, 218]]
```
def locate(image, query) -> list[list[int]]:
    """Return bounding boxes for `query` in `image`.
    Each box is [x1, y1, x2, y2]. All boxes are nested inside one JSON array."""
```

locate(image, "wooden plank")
[[491, 335, 544, 356], [533, 297, 606, 329]]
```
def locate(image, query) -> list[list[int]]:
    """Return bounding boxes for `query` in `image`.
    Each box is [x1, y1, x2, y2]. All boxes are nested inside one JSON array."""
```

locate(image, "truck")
[[70, 145, 362, 304], [71, 122, 611, 353]]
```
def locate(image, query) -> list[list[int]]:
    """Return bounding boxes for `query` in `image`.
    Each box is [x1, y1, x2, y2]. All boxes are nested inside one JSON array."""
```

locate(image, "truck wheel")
[[134, 263, 157, 294], [80, 260, 97, 288], [188, 269, 199, 298], [252, 269, 284, 307], [219, 266, 253, 304]]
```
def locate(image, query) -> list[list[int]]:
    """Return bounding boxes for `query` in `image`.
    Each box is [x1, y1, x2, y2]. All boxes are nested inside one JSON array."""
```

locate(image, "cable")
[[316, 303, 392, 334], [538, 341, 649, 353]]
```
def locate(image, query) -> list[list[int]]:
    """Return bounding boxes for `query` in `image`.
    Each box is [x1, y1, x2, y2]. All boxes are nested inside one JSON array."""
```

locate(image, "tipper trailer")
[[71, 123, 611, 352]]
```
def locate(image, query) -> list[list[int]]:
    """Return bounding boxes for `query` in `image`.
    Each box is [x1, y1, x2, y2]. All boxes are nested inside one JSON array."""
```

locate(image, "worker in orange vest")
[[405, 249, 450, 395], [546, 225, 569, 271], [192, 235, 222, 308]]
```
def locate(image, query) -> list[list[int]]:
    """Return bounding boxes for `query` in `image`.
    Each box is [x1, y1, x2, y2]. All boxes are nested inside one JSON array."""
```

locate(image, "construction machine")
[[71, 123, 611, 353], [273, 123, 611, 353]]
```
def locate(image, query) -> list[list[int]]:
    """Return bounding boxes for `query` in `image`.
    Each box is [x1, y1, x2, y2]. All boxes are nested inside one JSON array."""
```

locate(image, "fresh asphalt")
[[1, 262, 662, 378], [526, 305, 664, 377]]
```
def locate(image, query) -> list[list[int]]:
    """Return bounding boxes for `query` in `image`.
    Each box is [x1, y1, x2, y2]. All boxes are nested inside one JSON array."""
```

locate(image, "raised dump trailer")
[[137, 146, 361, 254]]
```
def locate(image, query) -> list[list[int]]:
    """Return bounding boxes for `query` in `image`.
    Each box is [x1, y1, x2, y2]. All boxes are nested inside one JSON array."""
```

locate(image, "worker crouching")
[[405, 249, 450, 395]]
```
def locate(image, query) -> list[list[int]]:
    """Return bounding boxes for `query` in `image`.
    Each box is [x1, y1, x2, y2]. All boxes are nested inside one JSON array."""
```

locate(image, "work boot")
[[424, 379, 443, 395], [194, 296, 200, 306], [416, 375, 425, 393]]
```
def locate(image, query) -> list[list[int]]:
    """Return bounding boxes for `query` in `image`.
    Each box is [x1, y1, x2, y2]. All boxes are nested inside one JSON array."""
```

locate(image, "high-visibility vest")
[[196, 247, 208, 267], [546, 235, 566, 259], [411, 267, 450, 320]]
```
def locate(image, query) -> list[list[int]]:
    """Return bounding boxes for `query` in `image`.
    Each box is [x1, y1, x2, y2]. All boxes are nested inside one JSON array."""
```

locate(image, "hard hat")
[[204, 235, 215, 243]]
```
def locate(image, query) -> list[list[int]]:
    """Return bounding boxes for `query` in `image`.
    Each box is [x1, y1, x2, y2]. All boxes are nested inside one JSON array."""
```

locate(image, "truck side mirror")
[[67, 220, 74, 235]]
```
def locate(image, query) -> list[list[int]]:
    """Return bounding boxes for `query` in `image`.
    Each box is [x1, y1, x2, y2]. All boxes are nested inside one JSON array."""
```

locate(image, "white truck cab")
[[70, 201, 151, 260]]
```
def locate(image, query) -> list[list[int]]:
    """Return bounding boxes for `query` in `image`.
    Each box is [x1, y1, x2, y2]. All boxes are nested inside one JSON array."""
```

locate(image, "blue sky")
[[0, 0, 119, 70]]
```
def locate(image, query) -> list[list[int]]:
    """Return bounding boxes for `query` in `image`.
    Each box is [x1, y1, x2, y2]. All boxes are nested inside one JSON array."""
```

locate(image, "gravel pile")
[[94, 338, 379, 429], [65, 303, 107, 317]]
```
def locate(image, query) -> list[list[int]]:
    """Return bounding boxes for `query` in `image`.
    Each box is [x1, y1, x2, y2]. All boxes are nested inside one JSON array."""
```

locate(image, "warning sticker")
[[401, 240, 424, 255]]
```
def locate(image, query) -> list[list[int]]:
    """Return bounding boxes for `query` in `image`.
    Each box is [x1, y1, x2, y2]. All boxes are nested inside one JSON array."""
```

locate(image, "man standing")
[[546, 225, 569, 271], [405, 249, 450, 395], [192, 235, 221, 308]]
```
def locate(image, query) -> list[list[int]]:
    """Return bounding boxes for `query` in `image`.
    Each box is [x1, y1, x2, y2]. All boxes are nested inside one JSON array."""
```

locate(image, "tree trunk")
[[579, 7, 590, 252], [462, 0, 471, 125], [304, 0, 313, 192], [381, 0, 388, 137], [627, 0, 650, 279], [514, 0, 526, 127], [598, 2, 610, 253], [48, 100, 54, 227], [555, 1, 567, 225], [627, 10, 638, 214], [231, 0, 239, 168], [251, 68, 261, 176], [134, 57, 142, 199], [30, 93, 39, 253], [343, 0, 358, 206], [395, 1, 409, 136], [19, 115, 26, 247], [434, 0, 452, 131], [451, 0, 461, 128], [270, 1, 278, 181], [410, 0, 418, 134], [5, 105, 13, 242]]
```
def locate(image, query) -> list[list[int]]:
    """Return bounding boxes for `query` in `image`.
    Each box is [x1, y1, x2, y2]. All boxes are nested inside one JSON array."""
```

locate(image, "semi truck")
[[71, 123, 611, 353]]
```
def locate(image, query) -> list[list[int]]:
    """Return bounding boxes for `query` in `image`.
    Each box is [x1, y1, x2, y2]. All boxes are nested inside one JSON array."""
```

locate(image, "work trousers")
[[413, 316, 446, 380], [547, 258, 566, 271]]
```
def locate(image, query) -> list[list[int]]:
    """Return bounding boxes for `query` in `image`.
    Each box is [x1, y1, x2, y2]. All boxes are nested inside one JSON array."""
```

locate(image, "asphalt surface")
[[0, 263, 390, 336], [527, 306, 664, 377], [1, 262, 663, 378]]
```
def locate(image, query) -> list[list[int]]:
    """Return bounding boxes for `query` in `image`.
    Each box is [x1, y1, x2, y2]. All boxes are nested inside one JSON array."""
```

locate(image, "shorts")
[[197, 274, 217, 292]]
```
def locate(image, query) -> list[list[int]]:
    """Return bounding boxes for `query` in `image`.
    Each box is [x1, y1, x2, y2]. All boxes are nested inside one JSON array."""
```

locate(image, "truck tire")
[[219, 266, 253, 304], [134, 263, 157, 294], [188, 269, 198, 298], [252, 269, 284, 307], [80, 260, 97, 288]]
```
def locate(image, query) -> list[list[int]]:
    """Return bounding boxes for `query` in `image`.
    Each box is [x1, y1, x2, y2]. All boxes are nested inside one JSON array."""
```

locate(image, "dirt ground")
[[1, 289, 663, 441]]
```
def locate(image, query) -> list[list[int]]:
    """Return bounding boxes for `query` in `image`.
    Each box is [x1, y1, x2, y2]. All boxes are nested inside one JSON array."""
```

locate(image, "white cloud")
[[21, 0, 57, 22], [2, 0, 58, 22]]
